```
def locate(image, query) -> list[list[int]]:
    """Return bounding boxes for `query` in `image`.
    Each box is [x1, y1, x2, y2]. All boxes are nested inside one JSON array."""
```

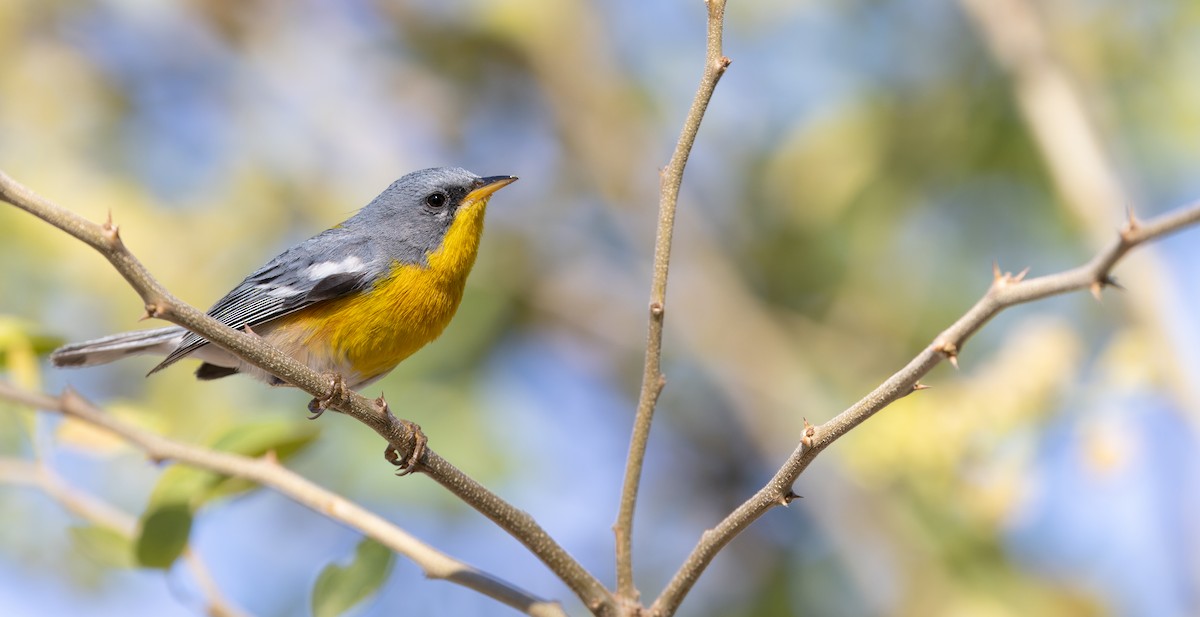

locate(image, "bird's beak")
[[465, 175, 518, 202]]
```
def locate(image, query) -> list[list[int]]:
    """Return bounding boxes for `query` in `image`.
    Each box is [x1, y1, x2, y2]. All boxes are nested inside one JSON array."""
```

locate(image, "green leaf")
[[209, 418, 320, 459], [311, 538, 395, 617], [134, 419, 320, 571], [202, 420, 319, 503], [147, 465, 222, 510], [145, 419, 320, 510], [135, 503, 192, 569], [70, 525, 135, 568]]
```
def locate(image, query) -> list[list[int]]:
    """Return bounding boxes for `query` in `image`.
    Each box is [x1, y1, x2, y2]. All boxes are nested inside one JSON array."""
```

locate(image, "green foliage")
[[202, 419, 320, 502], [135, 419, 320, 568], [147, 418, 319, 511], [70, 525, 136, 569], [134, 504, 192, 569], [311, 538, 396, 617]]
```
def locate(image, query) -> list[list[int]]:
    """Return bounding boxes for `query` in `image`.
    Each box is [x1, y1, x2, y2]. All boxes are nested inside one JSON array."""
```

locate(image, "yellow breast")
[[268, 200, 488, 384]]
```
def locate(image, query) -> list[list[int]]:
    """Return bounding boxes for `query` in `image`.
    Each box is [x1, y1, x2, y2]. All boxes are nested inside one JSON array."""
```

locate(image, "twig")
[[614, 0, 731, 601], [957, 0, 1127, 236], [180, 550, 250, 617], [0, 380, 568, 617], [0, 458, 250, 617], [649, 201, 1200, 616], [0, 171, 612, 615]]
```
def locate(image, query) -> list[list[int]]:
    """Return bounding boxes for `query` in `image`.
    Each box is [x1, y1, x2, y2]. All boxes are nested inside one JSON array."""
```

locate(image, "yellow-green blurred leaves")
[[148, 418, 318, 511], [70, 524, 137, 569], [842, 316, 1083, 526], [135, 418, 318, 569], [0, 315, 60, 389], [763, 103, 886, 228]]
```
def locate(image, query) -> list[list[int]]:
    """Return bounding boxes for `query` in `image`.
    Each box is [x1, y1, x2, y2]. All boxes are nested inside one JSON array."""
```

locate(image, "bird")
[[51, 167, 516, 407]]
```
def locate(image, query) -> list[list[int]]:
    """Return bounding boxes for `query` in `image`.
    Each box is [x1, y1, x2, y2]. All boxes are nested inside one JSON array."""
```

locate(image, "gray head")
[[348, 167, 516, 259]]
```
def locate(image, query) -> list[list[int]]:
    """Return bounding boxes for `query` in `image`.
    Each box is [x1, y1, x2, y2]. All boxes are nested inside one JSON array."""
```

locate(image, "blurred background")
[[2, 0, 1200, 615]]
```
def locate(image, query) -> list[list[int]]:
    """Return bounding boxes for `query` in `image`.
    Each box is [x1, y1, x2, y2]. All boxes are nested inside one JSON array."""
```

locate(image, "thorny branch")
[[649, 201, 1200, 616]]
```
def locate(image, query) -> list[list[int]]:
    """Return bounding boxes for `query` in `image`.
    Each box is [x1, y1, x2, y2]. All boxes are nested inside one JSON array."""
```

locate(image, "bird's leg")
[[307, 373, 347, 420], [378, 393, 427, 475]]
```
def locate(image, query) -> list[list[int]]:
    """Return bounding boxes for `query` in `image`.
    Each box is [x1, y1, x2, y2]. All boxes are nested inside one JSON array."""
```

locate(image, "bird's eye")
[[425, 192, 447, 208]]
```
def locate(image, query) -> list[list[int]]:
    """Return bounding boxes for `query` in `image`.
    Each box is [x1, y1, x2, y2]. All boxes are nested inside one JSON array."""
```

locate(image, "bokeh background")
[[2, 0, 1200, 616]]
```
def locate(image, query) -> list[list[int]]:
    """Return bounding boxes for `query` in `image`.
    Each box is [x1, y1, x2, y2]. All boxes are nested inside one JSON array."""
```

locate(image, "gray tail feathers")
[[50, 326, 186, 368]]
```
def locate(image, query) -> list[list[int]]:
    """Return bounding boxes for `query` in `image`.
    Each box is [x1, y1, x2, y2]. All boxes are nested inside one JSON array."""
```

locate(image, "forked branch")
[[615, 0, 731, 601], [650, 202, 1200, 616], [0, 171, 615, 615]]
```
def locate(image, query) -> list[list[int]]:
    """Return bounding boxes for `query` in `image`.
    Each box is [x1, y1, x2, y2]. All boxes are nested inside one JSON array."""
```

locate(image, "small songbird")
[[51, 167, 516, 399]]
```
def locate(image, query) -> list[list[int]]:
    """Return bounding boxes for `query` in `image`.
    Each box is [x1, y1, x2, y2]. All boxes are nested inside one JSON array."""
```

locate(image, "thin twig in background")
[[958, 0, 1127, 236], [0, 381, 568, 617], [958, 0, 1200, 412], [649, 201, 1200, 616], [0, 457, 249, 617], [614, 0, 730, 601], [0, 170, 614, 615]]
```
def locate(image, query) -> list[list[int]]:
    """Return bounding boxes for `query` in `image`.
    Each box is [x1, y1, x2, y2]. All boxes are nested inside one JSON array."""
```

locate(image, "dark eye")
[[425, 192, 447, 208]]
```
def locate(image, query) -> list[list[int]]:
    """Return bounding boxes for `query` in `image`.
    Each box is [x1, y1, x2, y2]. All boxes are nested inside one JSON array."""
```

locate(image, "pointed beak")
[[465, 175, 518, 202]]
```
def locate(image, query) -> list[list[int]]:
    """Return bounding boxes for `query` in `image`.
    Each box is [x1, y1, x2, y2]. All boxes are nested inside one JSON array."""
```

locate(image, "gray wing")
[[149, 228, 378, 374]]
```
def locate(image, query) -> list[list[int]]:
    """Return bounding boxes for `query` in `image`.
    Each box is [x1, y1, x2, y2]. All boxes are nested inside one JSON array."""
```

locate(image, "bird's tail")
[[50, 326, 186, 368]]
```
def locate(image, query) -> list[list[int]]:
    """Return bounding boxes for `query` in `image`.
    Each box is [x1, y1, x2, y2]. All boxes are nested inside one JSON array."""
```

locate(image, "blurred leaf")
[[146, 419, 319, 509], [0, 314, 58, 389], [203, 419, 319, 502], [208, 417, 319, 460], [311, 538, 395, 617], [0, 315, 64, 356], [56, 417, 131, 454], [135, 503, 192, 569], [147, 465, 222, 511], [70, 524, 135, 569]]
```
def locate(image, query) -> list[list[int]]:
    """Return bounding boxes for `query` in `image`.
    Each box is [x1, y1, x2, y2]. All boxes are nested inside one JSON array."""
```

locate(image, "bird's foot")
[[378, 394, 427, 476], [307, 373, 347, 420]]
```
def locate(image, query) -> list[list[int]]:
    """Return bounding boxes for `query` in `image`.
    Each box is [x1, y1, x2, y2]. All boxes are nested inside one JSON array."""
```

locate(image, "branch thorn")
[[913, 382, 931, 391], [934, 341, 959, 368], [139, 303, 159, 321], [992, 264, 1029, 289], [800, 421, 816, 447], [1121, 205, 1140, 241], [1091, 274, 1123, 301], [101, 210, 120, 242], [780, 489, 800, 506]]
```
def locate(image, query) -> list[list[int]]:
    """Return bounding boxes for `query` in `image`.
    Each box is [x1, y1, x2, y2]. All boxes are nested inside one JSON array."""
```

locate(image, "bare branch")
[[0, 381, 568, 617], [0, 171, 612, 615], [614, 0, 731, 601], [650, 200, 1200, 616]]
